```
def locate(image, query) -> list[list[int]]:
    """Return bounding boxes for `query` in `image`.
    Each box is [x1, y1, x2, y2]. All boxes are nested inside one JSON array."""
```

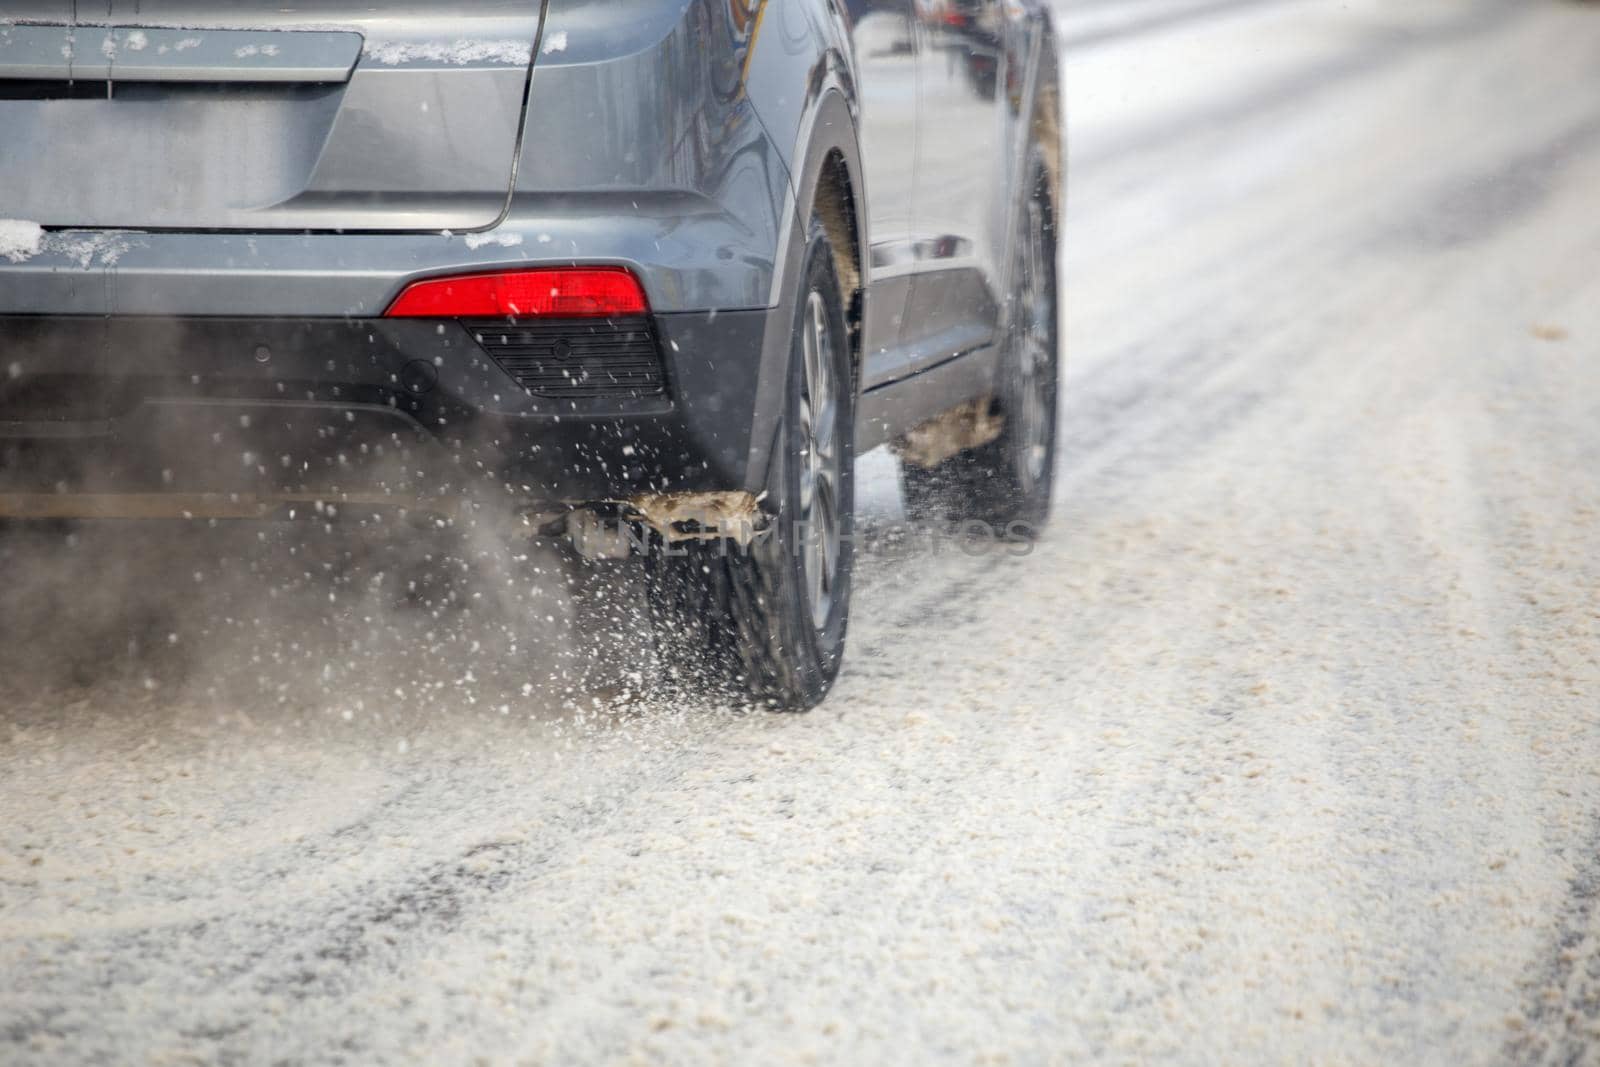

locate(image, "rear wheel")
[[643, 214, 855, 711], [899, 145, 1059, 532]]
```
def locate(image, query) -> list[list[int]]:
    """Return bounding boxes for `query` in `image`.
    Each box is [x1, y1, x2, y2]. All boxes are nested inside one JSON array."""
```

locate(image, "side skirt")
[[855, 345, 1001, 454]]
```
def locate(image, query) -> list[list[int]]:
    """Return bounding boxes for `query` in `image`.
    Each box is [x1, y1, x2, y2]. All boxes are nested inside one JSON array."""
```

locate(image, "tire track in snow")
[[1506, 822, 1600, 1063]]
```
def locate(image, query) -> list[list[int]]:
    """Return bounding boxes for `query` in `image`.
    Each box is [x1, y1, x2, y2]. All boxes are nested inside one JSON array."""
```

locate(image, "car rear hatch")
[[0, 2, 542, 232]]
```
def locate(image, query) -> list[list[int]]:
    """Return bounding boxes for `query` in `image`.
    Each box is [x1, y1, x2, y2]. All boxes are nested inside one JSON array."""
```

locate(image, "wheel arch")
[[811, 146, 864, 392], [779, 85, 867, 385], [1028, 23, 1064, 220], [742, 84, 868, 495]]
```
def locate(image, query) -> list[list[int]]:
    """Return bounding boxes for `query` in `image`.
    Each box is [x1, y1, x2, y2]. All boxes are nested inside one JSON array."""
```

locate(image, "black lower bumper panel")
[[0, 308, 769, 506]]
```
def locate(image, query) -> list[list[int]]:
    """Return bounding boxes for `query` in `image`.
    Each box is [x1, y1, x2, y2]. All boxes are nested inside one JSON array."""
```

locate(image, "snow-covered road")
[[4, 0, 1600, 1062]]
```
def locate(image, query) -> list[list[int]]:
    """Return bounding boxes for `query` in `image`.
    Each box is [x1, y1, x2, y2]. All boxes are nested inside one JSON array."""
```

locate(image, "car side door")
[[903, 0, 1008, 370], [844, 0, 923, 389]]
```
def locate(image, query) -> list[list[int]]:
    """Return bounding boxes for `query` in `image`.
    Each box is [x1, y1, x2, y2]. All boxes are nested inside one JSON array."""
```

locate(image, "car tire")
[[899, 143, 1059, 533], [642, 213, 855, 711]]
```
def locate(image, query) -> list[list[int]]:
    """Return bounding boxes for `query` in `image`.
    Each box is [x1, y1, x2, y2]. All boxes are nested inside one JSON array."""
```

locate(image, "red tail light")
[[384, 267, 649, 318]]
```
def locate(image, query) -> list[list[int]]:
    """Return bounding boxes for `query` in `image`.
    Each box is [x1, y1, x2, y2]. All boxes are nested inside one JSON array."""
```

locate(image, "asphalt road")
[[4, 0, 1600, 1062]]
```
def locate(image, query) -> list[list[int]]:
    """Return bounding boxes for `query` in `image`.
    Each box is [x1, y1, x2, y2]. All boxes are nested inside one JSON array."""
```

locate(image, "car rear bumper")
[[0, 308, 771, 510], [0, 191, 775, 319]]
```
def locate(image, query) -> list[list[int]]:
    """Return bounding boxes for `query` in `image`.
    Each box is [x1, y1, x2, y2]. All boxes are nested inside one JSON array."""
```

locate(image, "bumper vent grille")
[[467, 317, 667, 401]]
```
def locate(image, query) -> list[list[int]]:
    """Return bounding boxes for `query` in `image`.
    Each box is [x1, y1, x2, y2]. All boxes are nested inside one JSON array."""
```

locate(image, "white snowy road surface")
[[4, 0, 1600, 1062]]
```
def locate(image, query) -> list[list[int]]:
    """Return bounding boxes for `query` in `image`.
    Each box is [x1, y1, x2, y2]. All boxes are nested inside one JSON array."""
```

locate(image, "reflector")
[[385, 268, 649, 318]]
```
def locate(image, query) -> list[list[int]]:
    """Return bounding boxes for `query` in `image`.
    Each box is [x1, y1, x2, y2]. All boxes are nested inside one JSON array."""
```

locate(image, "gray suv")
[[0, 0, 1061, 710]]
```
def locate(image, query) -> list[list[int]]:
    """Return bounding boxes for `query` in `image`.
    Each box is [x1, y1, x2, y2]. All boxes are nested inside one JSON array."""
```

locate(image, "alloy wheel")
[[797, 289, 841, 631]]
